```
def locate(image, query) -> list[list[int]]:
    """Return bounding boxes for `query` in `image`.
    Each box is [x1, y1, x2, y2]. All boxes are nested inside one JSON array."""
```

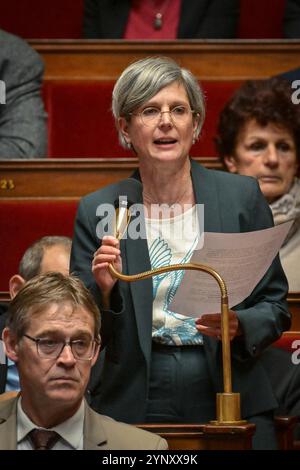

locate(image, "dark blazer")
[[71, 160, 290, 423], [0, 29, 47, 158], [83, 0, 239, 39], [275, 67, 300, 83], [284, 0, 300, 38], [0, 396, 167, 450]]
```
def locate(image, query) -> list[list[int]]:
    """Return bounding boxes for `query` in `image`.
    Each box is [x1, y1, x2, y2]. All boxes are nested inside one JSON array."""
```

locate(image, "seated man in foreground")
[[0, 235, 72, 393], [0, 272, 167, 450]]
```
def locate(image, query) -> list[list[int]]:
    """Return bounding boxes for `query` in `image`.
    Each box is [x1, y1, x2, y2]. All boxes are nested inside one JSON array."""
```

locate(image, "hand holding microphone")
[[92, 178, 142, 305], [92, 235, 122, 298]]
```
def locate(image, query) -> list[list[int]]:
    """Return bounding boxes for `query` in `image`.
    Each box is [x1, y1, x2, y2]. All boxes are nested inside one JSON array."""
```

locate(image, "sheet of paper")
[[169, 221, 293, 317]]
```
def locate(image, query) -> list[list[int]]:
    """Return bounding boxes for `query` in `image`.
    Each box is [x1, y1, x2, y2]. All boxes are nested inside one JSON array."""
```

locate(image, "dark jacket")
[[71, 160, 291, 423], [284, 0, 300, 38], [83, 0, 239, 39]]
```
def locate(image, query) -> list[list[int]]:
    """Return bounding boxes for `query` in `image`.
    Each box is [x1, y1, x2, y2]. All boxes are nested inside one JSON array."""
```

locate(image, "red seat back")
[[0, 1, 83, 39], [42, 80, 242, 158], [0, 200, 78, 291], [238, 0, 285, 38]]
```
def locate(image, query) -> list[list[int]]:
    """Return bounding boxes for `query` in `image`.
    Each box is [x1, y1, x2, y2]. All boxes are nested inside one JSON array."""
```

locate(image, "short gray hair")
[[112, 56, 205, 148], [19, 236, 72, 281]]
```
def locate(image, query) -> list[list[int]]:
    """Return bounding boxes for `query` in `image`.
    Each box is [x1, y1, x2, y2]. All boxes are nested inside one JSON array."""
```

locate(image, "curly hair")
[[215, 78, 300, 163]]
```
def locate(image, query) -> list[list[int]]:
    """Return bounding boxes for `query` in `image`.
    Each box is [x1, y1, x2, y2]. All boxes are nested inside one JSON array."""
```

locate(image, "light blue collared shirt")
[[5, 358, 20, 392]]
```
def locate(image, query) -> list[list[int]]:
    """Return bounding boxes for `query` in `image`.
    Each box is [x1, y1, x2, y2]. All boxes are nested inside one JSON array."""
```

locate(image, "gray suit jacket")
[[0, 29, 47, 158], [71, 160, 290, 423], [0, 396, 167, 450]]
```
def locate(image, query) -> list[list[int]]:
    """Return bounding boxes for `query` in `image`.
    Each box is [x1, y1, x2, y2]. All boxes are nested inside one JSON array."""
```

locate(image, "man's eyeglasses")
[[23, 334, 99, 361], [130, 105, 197, 127]]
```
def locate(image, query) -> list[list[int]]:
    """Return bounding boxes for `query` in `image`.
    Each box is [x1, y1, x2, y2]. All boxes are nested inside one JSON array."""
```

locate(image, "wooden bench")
[[0, 157, 222, 199], [31, 41, 300, 82]]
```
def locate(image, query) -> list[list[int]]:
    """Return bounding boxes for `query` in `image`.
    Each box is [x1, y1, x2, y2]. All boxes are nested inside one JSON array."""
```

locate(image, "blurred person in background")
[[216, 78, 300, 291], [0, 28, 47, 159], [83, 0, 239, 39]]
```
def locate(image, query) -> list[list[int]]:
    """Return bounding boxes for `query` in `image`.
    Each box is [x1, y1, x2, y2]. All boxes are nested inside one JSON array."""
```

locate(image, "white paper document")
[[169, 221, 293, 317]]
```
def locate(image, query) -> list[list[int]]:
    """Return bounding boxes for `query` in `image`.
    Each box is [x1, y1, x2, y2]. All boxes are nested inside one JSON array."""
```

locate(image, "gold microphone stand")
[[108, 210, 246, 425]]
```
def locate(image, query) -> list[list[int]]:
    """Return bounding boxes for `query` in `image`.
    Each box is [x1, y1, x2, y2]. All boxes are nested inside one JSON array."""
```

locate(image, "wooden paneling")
[[138, 423, 255, 450], [30, 40, 300, 81], [0, 157, 222, 199], [139, 418, 297, 450]]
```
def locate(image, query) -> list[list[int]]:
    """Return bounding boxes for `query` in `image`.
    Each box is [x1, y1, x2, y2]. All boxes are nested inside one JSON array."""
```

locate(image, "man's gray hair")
[[112, 56, 205, 148], [19, 236, 72, 281]]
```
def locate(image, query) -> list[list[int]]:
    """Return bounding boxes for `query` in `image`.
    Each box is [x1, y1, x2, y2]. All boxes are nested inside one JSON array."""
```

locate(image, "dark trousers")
[[146, 344, 216, 423], [146, 343, 277, 450]]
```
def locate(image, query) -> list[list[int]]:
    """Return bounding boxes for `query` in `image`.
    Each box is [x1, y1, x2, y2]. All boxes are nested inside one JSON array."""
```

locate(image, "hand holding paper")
[[195, 311, 242, 340], [170, 221, 293, 317]]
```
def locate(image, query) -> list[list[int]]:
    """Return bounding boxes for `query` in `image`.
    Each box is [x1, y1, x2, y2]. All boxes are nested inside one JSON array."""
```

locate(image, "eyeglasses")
[[23, 334, 99, 361], [130, 105, 197, 127]]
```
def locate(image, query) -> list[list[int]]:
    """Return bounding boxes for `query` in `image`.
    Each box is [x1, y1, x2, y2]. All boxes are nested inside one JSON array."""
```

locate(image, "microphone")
[[113, 178, 142, 240]]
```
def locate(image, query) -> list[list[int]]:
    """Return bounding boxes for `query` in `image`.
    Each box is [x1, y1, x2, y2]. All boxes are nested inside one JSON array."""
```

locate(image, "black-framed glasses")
[[23, 334, 99, 361], [130, 105, 197, 127]]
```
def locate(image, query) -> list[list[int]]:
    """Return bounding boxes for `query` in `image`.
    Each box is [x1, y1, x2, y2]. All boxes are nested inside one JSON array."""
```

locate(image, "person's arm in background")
[[284, 0, 300, 38], [0, 30, 47, 159]]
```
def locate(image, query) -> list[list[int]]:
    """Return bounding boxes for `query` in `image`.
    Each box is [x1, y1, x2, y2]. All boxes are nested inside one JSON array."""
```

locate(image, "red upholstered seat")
[[199, 81, 242, 158], [43, 81, 132, 159], [43, 80, 242, 159], [0, 200, 78, 291], [0, 0, 83, 39], [0, 0, 285, 39], [238, 0, 285, 39]]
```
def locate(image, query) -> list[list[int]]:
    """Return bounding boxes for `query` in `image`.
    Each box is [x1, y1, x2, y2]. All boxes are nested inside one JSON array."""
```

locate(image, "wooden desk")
[[139, 418, 298, 450], [138, 423, 255, 450], [0, 158, 222, 199], [30, 40, 300, 81]]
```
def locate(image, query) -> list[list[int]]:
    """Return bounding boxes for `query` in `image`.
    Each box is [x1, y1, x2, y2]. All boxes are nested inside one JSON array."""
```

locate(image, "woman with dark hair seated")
[[216, 79, 300, 436], [216, 78, 300, 291]]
